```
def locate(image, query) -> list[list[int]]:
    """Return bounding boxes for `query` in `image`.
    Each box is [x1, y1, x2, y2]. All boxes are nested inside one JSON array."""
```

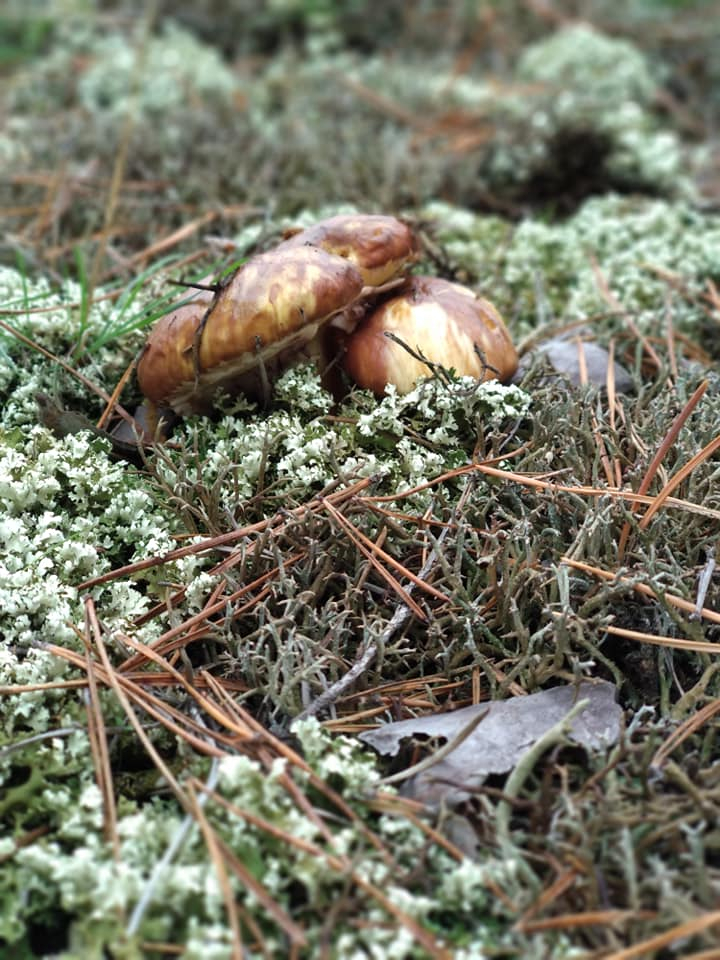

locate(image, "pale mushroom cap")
[[137, 246, 364, 413], [343, 276, 518, 395], [277, 214, 417, 287]]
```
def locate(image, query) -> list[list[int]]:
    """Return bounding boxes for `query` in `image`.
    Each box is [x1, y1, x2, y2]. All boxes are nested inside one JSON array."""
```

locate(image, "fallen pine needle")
[[517, 909, 655, 933], [652, 697, 720, 768], [604, 624, 720, 654], [561, 556, 720, 625], [602, 910, 720, 959]]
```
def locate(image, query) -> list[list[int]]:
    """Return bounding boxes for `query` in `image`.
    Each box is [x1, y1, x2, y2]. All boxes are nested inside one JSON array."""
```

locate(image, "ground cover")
[[1, 3, 720, 957]]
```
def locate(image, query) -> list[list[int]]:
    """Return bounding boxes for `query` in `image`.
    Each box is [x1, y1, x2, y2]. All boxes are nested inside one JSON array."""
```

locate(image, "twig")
[[378, 708, 489, 786], [691, 547, 716, 620], [297, 523, 453, 720], [127, 759, 220, 937]]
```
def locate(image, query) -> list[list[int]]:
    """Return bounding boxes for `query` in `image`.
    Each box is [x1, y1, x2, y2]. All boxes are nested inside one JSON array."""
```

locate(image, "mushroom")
[[137, 215, 417, 415], [277, 214, 417, 288], [342, 276, 518, 395]]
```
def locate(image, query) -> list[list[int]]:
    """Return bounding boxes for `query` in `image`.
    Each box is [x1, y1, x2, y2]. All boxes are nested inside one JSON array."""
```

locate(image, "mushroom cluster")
[[137, 214, 518, 416]]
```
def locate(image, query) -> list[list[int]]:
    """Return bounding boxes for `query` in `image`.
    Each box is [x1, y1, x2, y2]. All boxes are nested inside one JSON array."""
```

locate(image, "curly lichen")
[[2, 8, 720, 952], [1, 719, 557, 957], [423, 194, 720, 343]]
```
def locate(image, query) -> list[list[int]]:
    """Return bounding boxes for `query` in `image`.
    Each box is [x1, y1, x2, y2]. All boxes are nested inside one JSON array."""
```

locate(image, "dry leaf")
[[359, 680, 622, 805]]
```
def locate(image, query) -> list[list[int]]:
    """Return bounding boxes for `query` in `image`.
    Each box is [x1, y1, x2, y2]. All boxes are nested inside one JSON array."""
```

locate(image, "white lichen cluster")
[[0, 267, 101, 364], [1, 717, 538, 956], [424, 195, 720, 337], [234, 18, 689, 202], [279, 21, 686, 198], [159, 363, 530, 516], [8, 20, 239, 119], [495, 23, 686, 194], [0, 429, 160, 643], [0, 424, 205, 751], [517, 22, 657, 106], [79, 21, 239, 117]]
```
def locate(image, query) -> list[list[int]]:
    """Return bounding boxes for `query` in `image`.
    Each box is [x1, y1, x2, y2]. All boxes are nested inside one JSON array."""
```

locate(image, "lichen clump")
[[157, 362, 530, 512], [424, 194, 720, 345], [2, 6, 720, 957], [1, 720, 546, 957]]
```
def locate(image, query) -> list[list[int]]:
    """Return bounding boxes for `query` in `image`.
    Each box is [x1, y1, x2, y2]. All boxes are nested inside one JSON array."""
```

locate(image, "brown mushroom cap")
[[343, 276, 518, 395], [137, 246, 364, 414], [277, 214, 417, 287]]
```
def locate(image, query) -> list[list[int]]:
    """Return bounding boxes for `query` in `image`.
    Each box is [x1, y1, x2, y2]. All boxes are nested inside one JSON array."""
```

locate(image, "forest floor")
[[1, 3, 720, 958]]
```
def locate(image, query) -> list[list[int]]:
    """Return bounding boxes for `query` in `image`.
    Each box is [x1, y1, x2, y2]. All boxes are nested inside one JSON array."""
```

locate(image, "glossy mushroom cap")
[[137, 214, 419, 415], [277, 214, 417, 288], [343, 276, 518, 395], [137, 246, 364, 414]]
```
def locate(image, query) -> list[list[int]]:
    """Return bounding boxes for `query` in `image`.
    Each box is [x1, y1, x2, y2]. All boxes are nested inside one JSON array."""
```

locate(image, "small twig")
[[383, 330, 453, 384], [297, 522, 453, 720], [127, 760, 220, 937], [167, 279, 221, 293], [378, 708, 489, 786], [299, 479, 476, 720]]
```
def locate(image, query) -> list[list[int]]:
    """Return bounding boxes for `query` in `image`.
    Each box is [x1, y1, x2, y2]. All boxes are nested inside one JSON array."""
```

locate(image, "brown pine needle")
[[635, 381, 707, 505], [638, 428, 720, 529], [186, 782, 244, 959], [321, 498, 429, 620], [97, 355, 139, 430], [213, 833, 307, 947], [0, 673, 247, 696], [652, 697, 720, 768], [518, 909, 655, 933], [77, 477, 372, 590], [560, 557, 720, 625], [195, 781, 450, 959], [602, 911, 720, 959], [116, 635, 257, 743], [605, 624, 720, 654], [590, 256, 668, 379], [118, 554, 304, 671], [125, 210, 222, 267], [81, 600, 190, 808], [322, 497, 450, 604], [474, 462, 720, 521], [82, 612, 119, 858], [0, 316, 137, 426], [618, 379, 708, 559], [516, 868, 580, 927]]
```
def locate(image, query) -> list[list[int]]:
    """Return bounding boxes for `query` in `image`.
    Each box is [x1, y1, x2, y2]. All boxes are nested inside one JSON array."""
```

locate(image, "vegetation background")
[[1, 1, 720, 958]]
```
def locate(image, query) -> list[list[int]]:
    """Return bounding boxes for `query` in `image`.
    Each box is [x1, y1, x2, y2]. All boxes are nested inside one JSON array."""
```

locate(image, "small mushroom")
[[342, 276, 518, 395], [137, 215, 418, 415], [277, 214, 417, 288], [137, 246, 365, 414]]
